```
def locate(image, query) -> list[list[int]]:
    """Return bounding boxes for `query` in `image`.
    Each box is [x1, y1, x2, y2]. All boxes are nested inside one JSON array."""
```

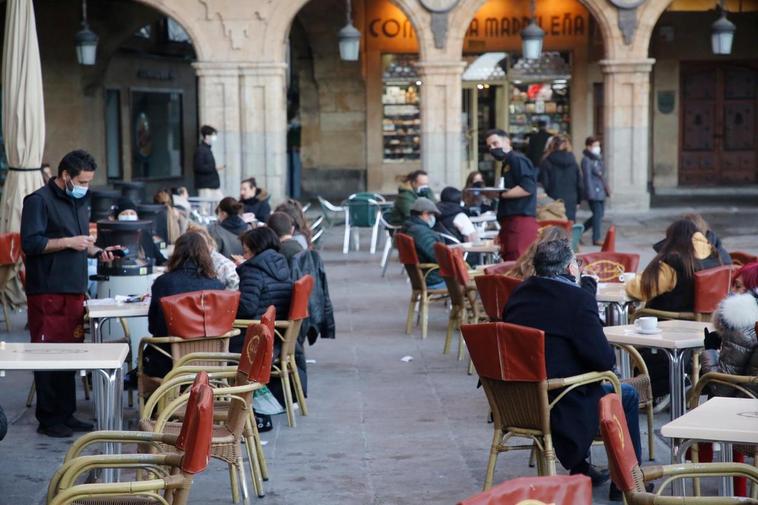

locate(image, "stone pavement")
[[0, 205, 757, 505]]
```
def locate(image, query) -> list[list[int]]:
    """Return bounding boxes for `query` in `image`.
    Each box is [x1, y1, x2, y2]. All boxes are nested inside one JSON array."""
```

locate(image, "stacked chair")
[[599, 393, 758, 504], [458, 475, 592, 505], [461, 322, 620, 490], [47, 372, 214, 505]]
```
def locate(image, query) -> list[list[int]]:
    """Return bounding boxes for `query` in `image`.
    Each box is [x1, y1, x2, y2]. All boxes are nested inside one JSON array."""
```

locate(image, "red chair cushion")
[[395, 232, 419, 265], [599, 393, 639, 492], [458, 474, 592, 505], [475, 275, 522, 321], [461, 322, 546, 382], [484, 261, 517, 275], [434, 242, 456, 279], [0, 232, 22, 265], [179, 379, 214, 474], [175, 371, 210, 452], [452, 249, 470, 285], [260, 305, 276, 337], [601, 225, 616, 252], [288, 275, 314, 321], [160, 290, 240, 338], [239, 323, 274, 384], [694, 265, 732, 314], [729, 251, 757, 266]]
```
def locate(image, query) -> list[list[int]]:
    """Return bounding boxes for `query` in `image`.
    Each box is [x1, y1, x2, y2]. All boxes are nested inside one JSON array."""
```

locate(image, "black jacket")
[[503, 275, 615, 470], [193, 141, 220, 190], [402, 215, 444, 287], [241, 189, 271, 222], [541, 151, 582, 222], [237, 249, 292, 320], [436, 201, 469, 242], [148, 261, 225, 337], [289, 249, 336, 345], [21, 178, 90, 295], [527, 129, 551, 168]]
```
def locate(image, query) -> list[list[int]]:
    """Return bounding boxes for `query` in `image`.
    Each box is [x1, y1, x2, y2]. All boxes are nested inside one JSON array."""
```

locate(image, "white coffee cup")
[[635, 316, 658, 333], [619, 272, 636, 283]]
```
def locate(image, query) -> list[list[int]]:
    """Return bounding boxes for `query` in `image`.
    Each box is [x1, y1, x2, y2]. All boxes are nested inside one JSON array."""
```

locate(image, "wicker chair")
[[137, 290, 241, 415], [483, 261, 517, 275], [577, 252, 640, 283], [599, 393, 758, 504], [474, 274, 521, 322], [0, 232, 21, 331], [47, 372, 214, 505], [601, 225, 616, 252], [458, 474, 592, 505], [728, 251, 757, 267], [235, 275, 314, 427], [634, 265, 733, 322], [141, 323, 274, 504], [615, 343, 656, 461], [434, 243, 480, 358], [395, 232, 447, 339], [461, 322, 621, 490]]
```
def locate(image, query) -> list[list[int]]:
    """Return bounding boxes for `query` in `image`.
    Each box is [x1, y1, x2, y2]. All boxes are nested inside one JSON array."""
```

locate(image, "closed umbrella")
[[0, 0, 45, 305]]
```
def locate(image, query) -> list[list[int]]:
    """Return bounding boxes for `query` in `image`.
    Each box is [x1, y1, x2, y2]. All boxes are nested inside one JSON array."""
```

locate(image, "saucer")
[[636, 328, 662, 335]]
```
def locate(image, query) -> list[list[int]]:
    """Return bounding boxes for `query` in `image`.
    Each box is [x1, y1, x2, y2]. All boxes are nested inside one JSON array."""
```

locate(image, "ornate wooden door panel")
[[721, 66, 756, 184], [680, 68, 717, 185]]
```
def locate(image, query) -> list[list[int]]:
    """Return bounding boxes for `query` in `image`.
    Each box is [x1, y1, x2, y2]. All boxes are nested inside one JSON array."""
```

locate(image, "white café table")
[[0, 342, 128, 482], [604, 320, 711, 425], [662, 397, 758, 496]]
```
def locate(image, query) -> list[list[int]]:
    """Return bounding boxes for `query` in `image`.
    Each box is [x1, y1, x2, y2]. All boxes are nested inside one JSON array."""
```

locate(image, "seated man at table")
[[402, 198, 446, 290], [503, 238, 643, 501]]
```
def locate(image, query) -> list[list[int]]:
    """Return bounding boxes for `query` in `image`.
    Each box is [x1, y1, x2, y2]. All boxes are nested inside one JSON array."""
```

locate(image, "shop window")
[[134, 24, 152, 39], [167, 18, 191, 44], [130, 91, 183, 180], [382, 54, 421, 162], [105, 89, 122, 180]]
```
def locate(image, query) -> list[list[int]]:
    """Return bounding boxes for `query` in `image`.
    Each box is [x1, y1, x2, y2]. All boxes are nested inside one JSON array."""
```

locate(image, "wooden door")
[[679, 62, 757, 186]]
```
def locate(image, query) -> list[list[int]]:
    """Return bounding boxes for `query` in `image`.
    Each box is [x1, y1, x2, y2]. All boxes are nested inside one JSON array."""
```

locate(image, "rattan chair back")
[[280, 275, 314, 357], [178, 373, 214, 475], [577, 252, 640, 283], [435, 243, 465, 306]]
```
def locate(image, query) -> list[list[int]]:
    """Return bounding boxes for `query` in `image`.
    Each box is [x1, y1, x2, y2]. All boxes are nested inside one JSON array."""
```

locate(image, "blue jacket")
[[236, 249, 292, 320], [148, 261, 225, 337], [503, 275, 615, 470]]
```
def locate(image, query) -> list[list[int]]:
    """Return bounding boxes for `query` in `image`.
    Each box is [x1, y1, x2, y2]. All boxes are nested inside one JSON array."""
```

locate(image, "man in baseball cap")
[[401, 197, 446, 290]]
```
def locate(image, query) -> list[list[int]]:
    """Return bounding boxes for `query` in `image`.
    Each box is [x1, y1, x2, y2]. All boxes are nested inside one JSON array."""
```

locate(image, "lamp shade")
[[338, 21, 361, 61], [710, 12, 735, 55], [75, 25, 98, 65], [521, 20, 545, 60]]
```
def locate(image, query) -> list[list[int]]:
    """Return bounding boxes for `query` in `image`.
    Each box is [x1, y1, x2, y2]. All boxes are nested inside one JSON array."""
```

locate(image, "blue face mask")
[[65, 177, 88, 199], [427, 215, 436, 229]]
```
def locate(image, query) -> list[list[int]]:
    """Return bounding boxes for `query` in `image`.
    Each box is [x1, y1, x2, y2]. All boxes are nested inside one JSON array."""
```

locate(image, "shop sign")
[[466, 15, 586, 39]]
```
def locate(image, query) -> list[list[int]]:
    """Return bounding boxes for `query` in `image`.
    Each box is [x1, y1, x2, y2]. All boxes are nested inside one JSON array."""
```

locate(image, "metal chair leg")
[[290, 355, 308, 416], [237, 458, 251, 505], [229, 462, 240, 503], [342, 221, 351, 254], [280, 364, 296, 428], [370, 217, 380, 254]]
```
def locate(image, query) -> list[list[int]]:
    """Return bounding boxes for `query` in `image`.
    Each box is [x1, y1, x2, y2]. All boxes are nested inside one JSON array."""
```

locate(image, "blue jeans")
[[583, 200, 605, 243], [427, 280, 446, 290], [603, 383, 642, 463]]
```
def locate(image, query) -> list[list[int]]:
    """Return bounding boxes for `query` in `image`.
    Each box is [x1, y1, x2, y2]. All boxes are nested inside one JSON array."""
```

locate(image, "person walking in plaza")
[[581, 136, 609, 245], [388, 170, 435, 225], [239, 177, 271, 222], [401, 198, 446, 290], [193, 124, 224, 200], [540, 135, 582, 222], [21, 150, 119, 438], [485, 129, 538, 261]]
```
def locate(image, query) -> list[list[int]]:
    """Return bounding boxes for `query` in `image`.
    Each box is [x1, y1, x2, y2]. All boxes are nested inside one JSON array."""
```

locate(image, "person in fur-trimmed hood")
[[701, 262, 758, 397]]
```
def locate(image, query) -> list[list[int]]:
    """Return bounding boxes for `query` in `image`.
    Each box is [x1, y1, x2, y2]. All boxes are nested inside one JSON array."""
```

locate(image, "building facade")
[[4, 0, 757, 208]]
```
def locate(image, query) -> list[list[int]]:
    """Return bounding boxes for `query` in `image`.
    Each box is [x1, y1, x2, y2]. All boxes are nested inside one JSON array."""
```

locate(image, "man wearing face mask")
[[193, 124, 224, 201], [485, 129, 538, 260], [581, 136, 610, 246], [21, 150, 120, 437], [401, 198, 446, 290], [388, 170, 436, 225], [105, 197, 166, 266]]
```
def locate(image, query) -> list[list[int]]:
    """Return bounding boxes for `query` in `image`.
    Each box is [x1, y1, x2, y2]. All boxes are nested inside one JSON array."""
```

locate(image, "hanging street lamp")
[[75, 0, 98, 65], [711, 0, 736, 55], [338, 0, 361, 61], [521, 0, 545, 60]]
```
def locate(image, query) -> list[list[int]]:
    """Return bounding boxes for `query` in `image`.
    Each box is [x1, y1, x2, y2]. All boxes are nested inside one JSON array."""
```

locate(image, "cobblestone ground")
[[1, 205, 756, 505]]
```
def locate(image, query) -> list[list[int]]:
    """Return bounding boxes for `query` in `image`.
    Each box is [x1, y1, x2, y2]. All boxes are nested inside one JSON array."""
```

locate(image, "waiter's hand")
[[98, 246, 123, 263], [68, 235, 94, 251]]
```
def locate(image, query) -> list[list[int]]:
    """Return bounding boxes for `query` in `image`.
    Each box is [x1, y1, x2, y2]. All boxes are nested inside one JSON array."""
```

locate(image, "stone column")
[[240, 62, 288, 202], [600, 58, 655, 211], [193, 62, 242, 197], [417, 60, 466, 193]]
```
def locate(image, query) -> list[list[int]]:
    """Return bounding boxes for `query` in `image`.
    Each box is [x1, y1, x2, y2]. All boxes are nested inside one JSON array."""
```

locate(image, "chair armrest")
[[628, 493, 758, 505], [418, 263, 439, 270], [173, 351, 242, 369], [142, 370, 239, 420], [162, 365, 238, 384], [62, 431, 178, 463], [633, 307, 696, 321], [547, 371, 621, 410], [641, 462, 758, 498], [688, 371, 758, 408], [612, 343, 651, 377], [234, 319, 290, 329]]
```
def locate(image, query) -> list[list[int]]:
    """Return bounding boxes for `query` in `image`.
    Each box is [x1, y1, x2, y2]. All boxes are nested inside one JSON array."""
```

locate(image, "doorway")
[[679, 62, 757, 185], [462, 83, 506, 185]]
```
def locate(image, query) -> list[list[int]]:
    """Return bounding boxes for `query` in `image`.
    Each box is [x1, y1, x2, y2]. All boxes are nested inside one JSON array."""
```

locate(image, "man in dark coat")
[[193, 124, 223, 200], [503, 238, 642, 499], [240, 177, 271, 222], [401, 197, 445, 289]]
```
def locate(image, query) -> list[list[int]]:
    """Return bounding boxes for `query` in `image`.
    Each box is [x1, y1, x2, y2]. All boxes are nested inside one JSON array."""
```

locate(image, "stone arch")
[[131, 0, 211, 61], [635, 0, 680, 57]]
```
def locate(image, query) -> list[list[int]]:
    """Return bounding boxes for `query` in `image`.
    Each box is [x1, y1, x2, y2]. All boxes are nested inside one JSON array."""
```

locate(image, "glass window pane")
[[131, 91, 183, 179], [167, 18, 191, 43], [105, 89, 122, 179], [135, 24, 151, 39]]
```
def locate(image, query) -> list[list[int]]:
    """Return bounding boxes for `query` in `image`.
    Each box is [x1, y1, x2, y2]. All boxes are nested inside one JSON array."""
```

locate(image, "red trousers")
[[498, 216, 538, 261]]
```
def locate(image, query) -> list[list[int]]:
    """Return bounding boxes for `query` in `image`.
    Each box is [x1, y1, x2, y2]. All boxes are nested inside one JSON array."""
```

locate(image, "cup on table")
[[619, 272, 636, 283], [634, 316, 658, 333]]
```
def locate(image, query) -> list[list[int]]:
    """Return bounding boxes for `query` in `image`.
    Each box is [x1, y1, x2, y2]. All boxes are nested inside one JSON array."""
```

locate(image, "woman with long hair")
[[275, 199, 312, 249], [189, 225, 239, 290], [153, 188, 188, 244], [540, 135, 582, 222], [144, 231, 224, 377], [207, 196, 250, 259], [506, 225, 569, 279], [462, 170, 494, 213]]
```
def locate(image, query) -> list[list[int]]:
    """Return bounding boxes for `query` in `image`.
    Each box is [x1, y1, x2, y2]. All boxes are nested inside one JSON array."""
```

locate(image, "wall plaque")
[[657, 90, 675, 114]]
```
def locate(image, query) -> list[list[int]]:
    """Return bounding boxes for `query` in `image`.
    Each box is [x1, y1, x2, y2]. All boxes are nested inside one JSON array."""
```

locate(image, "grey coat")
[[702, 292, 758, 397], [581, 149, 607, 202]]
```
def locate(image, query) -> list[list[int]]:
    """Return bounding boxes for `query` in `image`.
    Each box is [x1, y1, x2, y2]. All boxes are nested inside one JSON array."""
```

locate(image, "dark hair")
[[640, 219, 699, 299], [682, 213, 710, 235], [166, 231, 216, 278], [533, 238, 574, 277], [508, 226, 569, 279], [585, 136, 599, 147], [154, 189, 173, 207], [241, 177, 257, 189], [216, 197, 243, 216], [267, 212, 293, 237], [464, 171, 484, 188], [274, 199, 311, 246], [440, 187, 462, 203], [536, 120, 547, 129], [57, 150, 97, 178], [200, 125, 217, 137], [404, 170, 427, 184], [485, 128, 509, 139], [240, 227, 280, 255], [171, 186, 188, 196], [542, 134, 572, 162]]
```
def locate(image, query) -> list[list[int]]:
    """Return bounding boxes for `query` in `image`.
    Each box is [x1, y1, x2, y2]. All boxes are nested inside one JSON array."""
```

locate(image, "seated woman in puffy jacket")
[[701, 262, 758, 397], [235, 227, 293, 352]]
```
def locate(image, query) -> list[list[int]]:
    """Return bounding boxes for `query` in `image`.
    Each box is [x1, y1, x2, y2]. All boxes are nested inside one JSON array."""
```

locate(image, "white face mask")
[[590, 146, 601, 156], [206, 134, 218, 145], [427, 215, 436, 228], [118, 214, 138, 222]]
